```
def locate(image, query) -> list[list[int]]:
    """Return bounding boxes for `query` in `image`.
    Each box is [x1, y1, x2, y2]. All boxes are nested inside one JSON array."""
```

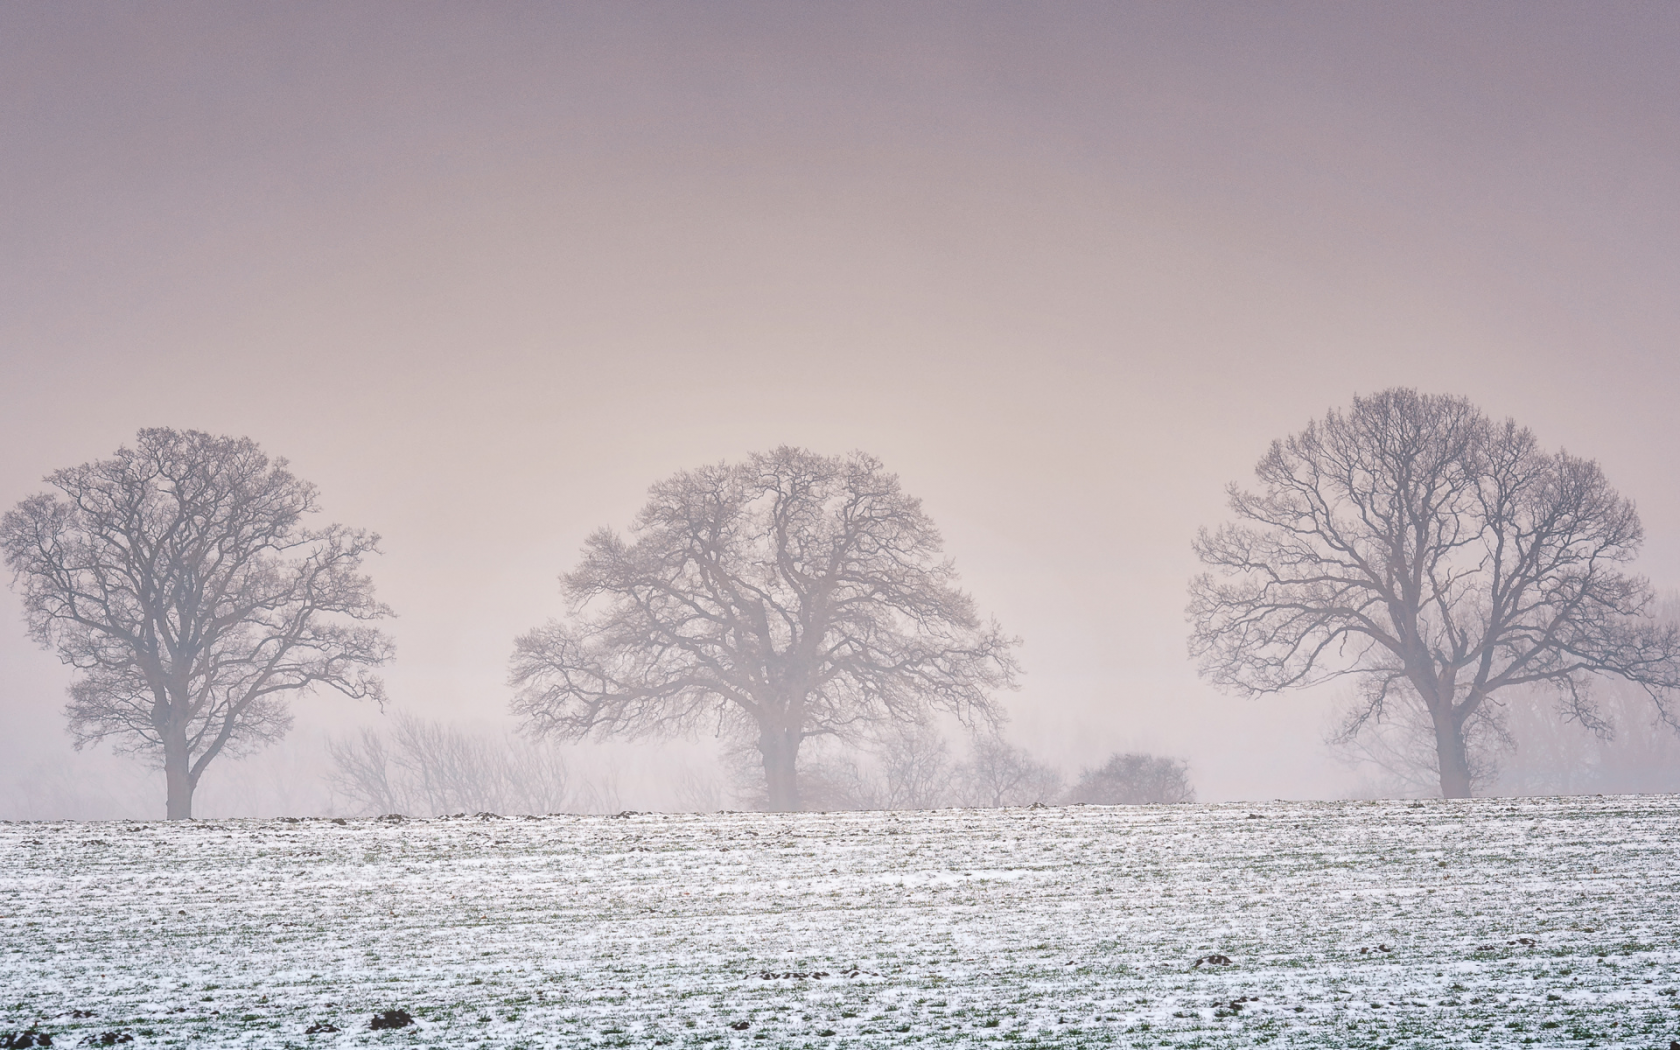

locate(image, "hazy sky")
[[4, 2, 1678, 811]]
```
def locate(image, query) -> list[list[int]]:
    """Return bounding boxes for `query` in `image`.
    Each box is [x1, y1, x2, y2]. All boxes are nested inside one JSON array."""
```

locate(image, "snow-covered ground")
[[4, 796, 1678, 1048]]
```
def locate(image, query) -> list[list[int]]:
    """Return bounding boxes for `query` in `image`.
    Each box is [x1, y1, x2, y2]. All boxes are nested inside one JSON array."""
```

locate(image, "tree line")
[[322, 713, 1191, 816], [6, 389, 1678, 818]]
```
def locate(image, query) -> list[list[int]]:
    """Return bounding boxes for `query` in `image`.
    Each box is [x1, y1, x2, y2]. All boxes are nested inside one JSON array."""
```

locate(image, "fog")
[[4, 3, 1679, 818]]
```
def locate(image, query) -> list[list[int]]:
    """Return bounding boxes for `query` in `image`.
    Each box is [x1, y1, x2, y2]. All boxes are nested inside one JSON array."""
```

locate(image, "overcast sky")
[[3, 2, 1678, 813]]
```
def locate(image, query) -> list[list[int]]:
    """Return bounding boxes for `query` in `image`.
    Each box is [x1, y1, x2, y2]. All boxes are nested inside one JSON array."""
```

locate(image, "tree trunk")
[[1432, 708, 1473, 799], [163, 727, 195, 820], [759, 725, 802, 812]]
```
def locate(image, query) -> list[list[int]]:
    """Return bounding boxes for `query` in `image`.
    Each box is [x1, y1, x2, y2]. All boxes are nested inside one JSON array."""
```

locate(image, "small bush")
[[1064, 753, 1194, 805]]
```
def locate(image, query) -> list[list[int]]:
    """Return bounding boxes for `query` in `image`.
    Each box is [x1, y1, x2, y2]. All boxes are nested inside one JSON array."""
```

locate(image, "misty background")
[[4, 2, 1679, 818]]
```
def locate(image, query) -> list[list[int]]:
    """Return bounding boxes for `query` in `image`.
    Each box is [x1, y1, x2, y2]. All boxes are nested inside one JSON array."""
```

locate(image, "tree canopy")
[[1, 428, 393, 818], [1189, 389, 1680, 797], [509, 447, 1018, 810]]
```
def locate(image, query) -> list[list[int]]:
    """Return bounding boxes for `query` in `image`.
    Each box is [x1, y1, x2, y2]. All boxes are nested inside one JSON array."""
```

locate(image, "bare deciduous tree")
[[670, 762, 729, 813], [1, 429, 392, 819], [1190, 389, 1680, 798], [873, 719, 955, 811], [1328, 696, 1510, 798], [1334, 618, 1680, 799], [803, 719, 955, 811], [1492, 676, 1680, 796], [509, 447, 1019, 811], [326, 713, 581, 816], [325, 728, 406, 815], [1065, 752, 1195, 805], [954, 734, 1063, 808]]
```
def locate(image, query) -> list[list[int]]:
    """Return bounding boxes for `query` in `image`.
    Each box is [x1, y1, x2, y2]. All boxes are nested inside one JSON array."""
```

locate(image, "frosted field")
[[4, 797, 1679, 1049]]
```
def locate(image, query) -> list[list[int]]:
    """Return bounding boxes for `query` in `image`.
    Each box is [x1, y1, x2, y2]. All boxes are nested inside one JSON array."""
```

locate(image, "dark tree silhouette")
[[1, 429, 392, 819], [1189, 389, 1680, 798], [509, 447, 1018, 811]]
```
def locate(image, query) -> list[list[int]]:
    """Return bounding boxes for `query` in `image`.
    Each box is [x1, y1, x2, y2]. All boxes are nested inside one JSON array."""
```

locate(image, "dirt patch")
[[369, 1010, 414, 1030]]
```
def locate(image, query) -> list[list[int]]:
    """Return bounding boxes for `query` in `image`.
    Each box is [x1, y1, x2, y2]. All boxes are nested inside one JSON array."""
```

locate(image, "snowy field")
[[4, 796, 1679, 1049]]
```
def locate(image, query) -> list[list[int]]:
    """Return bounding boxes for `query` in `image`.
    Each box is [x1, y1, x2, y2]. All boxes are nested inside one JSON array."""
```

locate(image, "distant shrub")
[[1064, 753, 1194, 805], [954, 735, 1063, 808]]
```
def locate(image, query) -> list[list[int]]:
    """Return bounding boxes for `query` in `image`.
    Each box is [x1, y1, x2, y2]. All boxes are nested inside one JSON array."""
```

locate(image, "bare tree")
[[326, 713, 580, 816], [1065, 752, 1195, 805], [1, 429, 393, 820], [805, 719, 955, 811], [873, 719, 954, 810], [1336, 665, 1680, 799], [671, 762, 729, 813], [783, 720, 951, 811], [1493, 677, 1680, 796], [509, 447, 1019, 811], [1190, 389, 1680, 798], [325, 727, 408, 814], [954, 734, 1063, 808], [1328, 693, 1510, 798]]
